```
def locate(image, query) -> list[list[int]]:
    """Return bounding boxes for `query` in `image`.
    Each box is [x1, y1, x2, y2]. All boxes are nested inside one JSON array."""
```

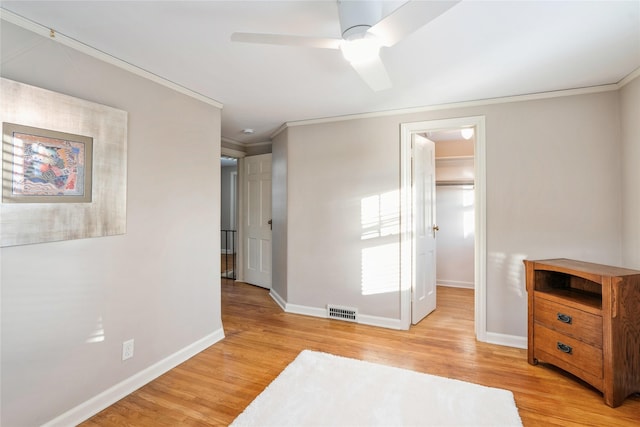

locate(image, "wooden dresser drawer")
[[526, 258, 640, 407], [534, 323, 603, 381], [534, 296, 602, 347]]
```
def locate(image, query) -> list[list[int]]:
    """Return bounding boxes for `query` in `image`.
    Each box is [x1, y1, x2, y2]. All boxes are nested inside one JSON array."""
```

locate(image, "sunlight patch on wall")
[[86, 315, 105, 343], [490, 251, 528, 298], [361, 242, 400, 295], [361, 190, 401, 295], [361, 190, 400, 240]]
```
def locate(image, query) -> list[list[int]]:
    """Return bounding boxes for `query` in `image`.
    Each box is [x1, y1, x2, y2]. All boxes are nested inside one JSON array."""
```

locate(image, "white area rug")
[[231, 350, 522, 426]]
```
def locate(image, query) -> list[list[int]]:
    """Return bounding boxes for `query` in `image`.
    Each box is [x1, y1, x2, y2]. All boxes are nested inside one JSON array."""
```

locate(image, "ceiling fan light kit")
[[340, 34, 382, 64], [230, 0, 460, 92]]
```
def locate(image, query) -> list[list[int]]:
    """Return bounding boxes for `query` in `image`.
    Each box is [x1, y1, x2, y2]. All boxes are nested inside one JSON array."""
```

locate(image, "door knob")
[[433, 225, 439, 232], [268, 219, 272, 230]]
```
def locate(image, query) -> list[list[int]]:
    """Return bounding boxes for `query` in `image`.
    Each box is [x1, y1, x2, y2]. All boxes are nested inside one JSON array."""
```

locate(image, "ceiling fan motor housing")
[[338, 0, 383, 39]]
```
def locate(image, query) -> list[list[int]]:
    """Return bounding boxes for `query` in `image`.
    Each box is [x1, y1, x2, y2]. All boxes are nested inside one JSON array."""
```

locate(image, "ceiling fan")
[[231, 0, 460, 92]]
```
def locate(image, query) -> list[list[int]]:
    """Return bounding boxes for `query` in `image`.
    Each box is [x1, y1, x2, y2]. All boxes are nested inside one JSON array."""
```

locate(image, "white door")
[[412, 134, 437, 324], [243, 154, 272, 288]]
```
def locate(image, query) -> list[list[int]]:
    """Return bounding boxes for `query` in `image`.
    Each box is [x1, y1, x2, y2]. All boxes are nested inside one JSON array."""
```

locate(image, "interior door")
[[243, 153, 272, 289], [412, 133, 437, 324]]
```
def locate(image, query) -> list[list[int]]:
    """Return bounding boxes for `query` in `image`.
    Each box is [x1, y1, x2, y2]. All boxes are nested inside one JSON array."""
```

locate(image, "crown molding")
[[4, 7, 636, 139], [221, 147, 246, 158], [618, 67, 640, 88], [0, 8, 224, 109], [283, 83, 620, 129], [246, 140, 272, 147], [221, 137, 244, 146], [270, 123, 288, 140]]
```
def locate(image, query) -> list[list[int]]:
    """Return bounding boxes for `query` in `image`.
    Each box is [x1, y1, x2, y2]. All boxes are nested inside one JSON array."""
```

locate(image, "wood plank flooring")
[[82, 280, 640, 426]]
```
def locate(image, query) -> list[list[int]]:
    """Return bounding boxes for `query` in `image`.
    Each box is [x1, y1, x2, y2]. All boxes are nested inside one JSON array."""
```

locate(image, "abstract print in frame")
[[2, 123, 93, 203], [1, 77, 127, 247]]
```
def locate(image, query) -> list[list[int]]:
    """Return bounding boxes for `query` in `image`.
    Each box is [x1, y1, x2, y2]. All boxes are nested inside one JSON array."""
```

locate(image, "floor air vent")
[[327, 305, 358, 322]]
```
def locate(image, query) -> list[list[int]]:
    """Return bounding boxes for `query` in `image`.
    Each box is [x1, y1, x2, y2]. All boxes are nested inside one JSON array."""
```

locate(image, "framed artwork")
[[1, 78, 128, 247], [2, 123, 93, 203]]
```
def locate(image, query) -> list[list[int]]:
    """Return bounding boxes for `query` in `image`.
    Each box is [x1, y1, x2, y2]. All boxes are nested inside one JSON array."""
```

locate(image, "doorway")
[[221, 155, 238, 280], [400, 116, 487, 341], [429, 129, 475, 291]]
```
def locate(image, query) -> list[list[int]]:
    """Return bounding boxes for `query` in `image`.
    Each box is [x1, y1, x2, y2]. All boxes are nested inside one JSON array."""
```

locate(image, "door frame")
[[400, 116, 487, 341], [222, 146, 246, 281]]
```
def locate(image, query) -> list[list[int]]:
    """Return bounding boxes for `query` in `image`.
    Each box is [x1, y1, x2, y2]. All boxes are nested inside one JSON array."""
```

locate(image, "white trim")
[[436, 155, 475, 162], [437, 280, 474, 289], [221, 147, 246, 159], [485, 332, 527, 350], [235, 158, 245, 282], [221, 137, 248, 152], [619, 67, 640, 88], [269, 288, 286, 311], [358, 314, 404, 330], [245, 140, 273, 148], [400, 116, 488, 341], [283, 85, 618, 130], [473, 117, 487, 343], [399, 125, 413, 330], [42, 329, 225, 427], [281, 301, 404, 330], [0, 9, 223, 109], [285, 303, 326, 318], [270, 123, 288, 140], [230, 171, 237, 230]]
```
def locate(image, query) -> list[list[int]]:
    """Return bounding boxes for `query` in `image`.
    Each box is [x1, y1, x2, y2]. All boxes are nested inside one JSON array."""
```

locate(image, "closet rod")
[[435, 180, 475, 187]]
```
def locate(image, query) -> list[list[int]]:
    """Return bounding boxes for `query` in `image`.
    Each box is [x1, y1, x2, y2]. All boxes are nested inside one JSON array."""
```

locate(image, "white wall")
[[621, 74, 640, 269], [1, 21, 222, 426], [277, 89, 623, 339], [435, 154, 475, 288], [436, 185, 475, 288], [286, 118, 403, 320]]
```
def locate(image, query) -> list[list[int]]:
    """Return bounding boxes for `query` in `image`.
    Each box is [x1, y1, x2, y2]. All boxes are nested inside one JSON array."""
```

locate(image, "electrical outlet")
[[122, 339, 134, 361]]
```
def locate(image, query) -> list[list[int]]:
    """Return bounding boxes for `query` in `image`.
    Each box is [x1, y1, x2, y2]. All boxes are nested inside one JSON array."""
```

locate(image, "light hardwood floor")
[[82, 280, 640, 426]]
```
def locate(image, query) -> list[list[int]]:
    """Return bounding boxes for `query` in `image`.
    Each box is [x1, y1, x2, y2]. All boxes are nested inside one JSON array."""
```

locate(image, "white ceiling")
[[1, 1, 639, 145]]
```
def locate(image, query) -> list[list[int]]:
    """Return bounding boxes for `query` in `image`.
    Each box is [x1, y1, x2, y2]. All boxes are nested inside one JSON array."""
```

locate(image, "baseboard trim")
[[284, 302, 403, 330], [265, 291, 526, 347], [285, 303, 325, 318], [42, 328, 226, 427], [437, 280, 475, 289], [484, 331, 527, 349], [358, 314, 404, 330], [269, 289, 286, 311]]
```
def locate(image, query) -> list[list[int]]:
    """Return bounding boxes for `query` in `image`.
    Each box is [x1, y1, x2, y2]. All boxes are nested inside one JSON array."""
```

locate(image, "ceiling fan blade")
[[231, 32, 342, 50], [349, 56, 392, 92], [368, 0, 461, 47]]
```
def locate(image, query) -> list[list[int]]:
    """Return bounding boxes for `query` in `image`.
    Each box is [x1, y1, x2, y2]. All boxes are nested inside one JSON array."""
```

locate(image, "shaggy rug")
[[231, 350, 523, 426]]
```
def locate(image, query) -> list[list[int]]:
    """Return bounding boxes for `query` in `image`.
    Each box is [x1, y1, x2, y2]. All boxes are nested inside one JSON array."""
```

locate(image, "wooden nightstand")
[[524, 258, 640, 407]]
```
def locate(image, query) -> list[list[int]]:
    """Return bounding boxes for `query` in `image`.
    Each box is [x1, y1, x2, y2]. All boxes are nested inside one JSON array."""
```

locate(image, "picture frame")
[[2, 122, 93, 203], [1, 77, 128, 247]]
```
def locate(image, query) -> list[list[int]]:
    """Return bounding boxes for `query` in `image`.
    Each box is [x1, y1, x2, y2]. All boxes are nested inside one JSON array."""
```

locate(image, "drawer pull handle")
[[557, 313, 572, 324], [557, 342, 573, 354]]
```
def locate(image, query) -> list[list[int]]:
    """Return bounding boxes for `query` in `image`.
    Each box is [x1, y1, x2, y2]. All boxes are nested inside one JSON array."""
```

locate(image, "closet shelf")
[[435, 155, 474, 162]]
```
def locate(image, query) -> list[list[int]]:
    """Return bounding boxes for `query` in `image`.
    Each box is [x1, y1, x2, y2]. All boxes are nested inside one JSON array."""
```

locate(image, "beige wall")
[[278, 89, 623, 338], [621, 75, 640, 269], [1, 22, 222, 426]]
